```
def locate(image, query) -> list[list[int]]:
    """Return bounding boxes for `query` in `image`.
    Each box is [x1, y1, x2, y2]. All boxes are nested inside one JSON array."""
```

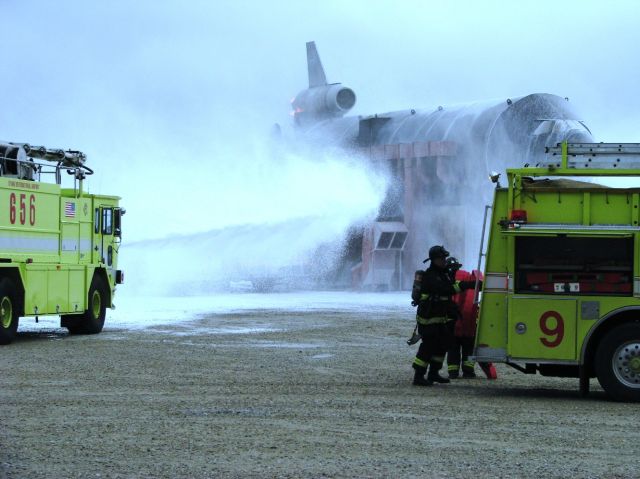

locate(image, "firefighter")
[[411, 245, 476, 386], [446, 259, 482, 379]]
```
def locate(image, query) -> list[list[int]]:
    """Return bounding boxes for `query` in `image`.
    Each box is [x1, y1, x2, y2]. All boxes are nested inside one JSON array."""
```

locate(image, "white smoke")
[[118, 142, 388, 295]]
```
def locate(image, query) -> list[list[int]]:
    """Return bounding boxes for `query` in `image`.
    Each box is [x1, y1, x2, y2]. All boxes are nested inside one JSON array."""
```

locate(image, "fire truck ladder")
[[474, 204, 492, 305], [537, 142, 640, 174]]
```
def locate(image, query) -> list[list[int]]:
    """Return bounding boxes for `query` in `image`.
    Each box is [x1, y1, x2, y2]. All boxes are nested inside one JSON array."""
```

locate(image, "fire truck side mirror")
[[114, 208, 123, 238]]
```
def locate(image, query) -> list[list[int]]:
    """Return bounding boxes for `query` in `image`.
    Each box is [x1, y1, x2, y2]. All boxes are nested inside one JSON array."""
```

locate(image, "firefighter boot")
[[462, 361, 476, 378], [412, 365, 433, 386], [448, 364, 460, 379], [413, 371, 433, 387], [427, 363, 450, 384]]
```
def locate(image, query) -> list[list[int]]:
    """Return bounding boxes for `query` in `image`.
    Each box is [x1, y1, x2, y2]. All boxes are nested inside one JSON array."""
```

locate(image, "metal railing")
[[0, 142, 93, 185]]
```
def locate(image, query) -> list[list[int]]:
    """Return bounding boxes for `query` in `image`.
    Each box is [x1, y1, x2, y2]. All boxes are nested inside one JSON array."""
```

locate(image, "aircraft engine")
[[292, 83, 356, 126]]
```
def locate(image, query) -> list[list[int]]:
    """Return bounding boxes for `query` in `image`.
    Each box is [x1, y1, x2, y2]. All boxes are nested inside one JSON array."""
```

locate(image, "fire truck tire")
[[65, 276, 107, 335], [0, 278, 19, 345], [595, 322, 640, 402]]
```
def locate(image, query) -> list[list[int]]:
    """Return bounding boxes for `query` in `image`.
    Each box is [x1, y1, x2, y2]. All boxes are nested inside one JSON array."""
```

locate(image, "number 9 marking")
[[539, 311, 564, 348]]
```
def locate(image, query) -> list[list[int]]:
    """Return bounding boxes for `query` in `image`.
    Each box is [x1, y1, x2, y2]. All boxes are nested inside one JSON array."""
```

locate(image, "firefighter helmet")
[[423, 245, 449, 263]]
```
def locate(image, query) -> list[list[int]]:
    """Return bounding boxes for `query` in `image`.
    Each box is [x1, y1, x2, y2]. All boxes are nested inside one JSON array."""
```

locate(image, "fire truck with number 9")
[[474, 142, 640, 401], [0, 141, 124, 345]]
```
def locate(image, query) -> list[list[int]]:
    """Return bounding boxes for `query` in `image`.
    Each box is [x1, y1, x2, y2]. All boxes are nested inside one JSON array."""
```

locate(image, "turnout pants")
[[413, 321, 455, 375], [447, 336, 475, 374]]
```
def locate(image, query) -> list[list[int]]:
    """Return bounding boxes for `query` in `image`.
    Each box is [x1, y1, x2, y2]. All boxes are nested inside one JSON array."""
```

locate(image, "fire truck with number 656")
[[0, 141, 124, 345]]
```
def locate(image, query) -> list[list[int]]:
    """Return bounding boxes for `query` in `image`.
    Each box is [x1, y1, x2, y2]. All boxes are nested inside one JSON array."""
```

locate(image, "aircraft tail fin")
[[306, 41, 327, 88]]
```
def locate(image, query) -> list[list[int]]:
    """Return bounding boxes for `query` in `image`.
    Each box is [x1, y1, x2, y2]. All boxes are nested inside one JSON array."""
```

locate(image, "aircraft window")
[[377, 232, 394, 249], [390, 232, 408, 249]]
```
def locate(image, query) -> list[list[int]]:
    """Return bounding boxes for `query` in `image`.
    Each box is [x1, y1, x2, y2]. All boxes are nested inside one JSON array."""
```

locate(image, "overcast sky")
[[2, 1, 639, 241]]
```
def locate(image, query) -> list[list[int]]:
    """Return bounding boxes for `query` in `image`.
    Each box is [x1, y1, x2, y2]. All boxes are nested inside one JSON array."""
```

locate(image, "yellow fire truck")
[[0, 142, 123, 345], [474, 142, 640, 401]]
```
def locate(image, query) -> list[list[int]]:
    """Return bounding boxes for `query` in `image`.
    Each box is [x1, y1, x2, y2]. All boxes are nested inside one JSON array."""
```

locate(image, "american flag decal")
[[64, 202, 76, 217]]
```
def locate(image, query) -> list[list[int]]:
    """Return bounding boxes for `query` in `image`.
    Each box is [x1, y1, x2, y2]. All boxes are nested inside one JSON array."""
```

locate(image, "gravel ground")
[[1, 303, 639, 478]]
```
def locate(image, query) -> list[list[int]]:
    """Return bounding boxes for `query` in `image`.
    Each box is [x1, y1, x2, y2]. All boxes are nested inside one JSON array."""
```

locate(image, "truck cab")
[[0, 141, 124, 345], [475, 142, 640, 401]]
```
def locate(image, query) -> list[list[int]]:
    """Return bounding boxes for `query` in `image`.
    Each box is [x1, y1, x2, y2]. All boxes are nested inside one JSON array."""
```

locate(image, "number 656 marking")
[[9, 193, 36, 226], [539, 311, 564, 348]]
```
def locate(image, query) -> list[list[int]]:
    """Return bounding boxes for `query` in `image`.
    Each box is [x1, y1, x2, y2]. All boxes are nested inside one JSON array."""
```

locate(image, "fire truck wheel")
[[0, 278, 19, 345], [595, 322, 640, 402], [65, 276, 107, 335]]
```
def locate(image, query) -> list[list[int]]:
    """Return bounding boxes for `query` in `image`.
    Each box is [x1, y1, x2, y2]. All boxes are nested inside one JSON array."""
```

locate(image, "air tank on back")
[[288, 42, 593, 290]]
